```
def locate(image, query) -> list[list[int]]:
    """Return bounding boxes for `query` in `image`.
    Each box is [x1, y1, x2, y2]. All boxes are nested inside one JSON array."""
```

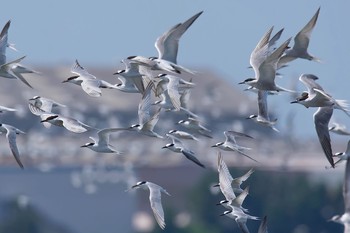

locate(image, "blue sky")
[[1, 0, 350, 138]]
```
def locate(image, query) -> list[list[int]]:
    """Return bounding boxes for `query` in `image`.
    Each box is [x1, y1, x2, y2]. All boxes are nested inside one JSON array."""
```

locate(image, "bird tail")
[[334, 99, 350, 117]]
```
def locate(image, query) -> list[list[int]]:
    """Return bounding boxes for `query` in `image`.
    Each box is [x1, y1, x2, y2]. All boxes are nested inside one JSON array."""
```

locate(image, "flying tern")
[[212, 131, 258, 163], [329, 122, 350, 136], [333, 140, 350, 166], [291, 74, 350, 117], [278, 7, 321, 69], [63, 60, 119, 97], [127, 82, 163, 138], [0, 123, 25, 169], [81, 128, 124, 154], [246, 90, 279, 132], [220, 205, 259, 233], [29, 102, 93, 133], [167, 129, 199, 141], [128, 181, 170, 230], [177, 117, 212, 138], [162, 134, 205, 168], [239, 26, 292, 92], [113, 59, 145, 94]]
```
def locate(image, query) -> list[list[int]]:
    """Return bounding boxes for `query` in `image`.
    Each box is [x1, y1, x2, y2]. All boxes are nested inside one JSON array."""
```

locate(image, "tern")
[[291, 74, 350, 117], [239, 26, 293, 92], [128, 181, 170, 230], [0, 123, 25, 169], [127, 82, 163, 138], [113, 59, 145, 94], [329, 122, 350, 136], [28, 103, 93, 133], [220, 205, 259, 233], [278, 7, 321, 69], [155, 11, 203, 64], [333, 140, 350, 166], [81, 128, 124, 154], [313, 106, 335, 168], [217, 186, 250, 213], [329, 148, 350, 231], [162, 134, 205, 168], [63, 60, 118, 97], [212, 131, 258, 163], [247, 90, 279, 132], [167, 129, 199, 141], [177, 117, 212, 138], [29, 96, 66, 112]]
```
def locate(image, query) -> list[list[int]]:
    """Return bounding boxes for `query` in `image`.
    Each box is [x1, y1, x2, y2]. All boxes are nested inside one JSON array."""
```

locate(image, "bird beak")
[[290, 100, 298, 104], [212, 183, 220, 187], [80, 145, 88, 148], [161, 146, 167, 149], [211, 145, 217, 148], [219, 213, 227, 216], [62, 80, 68, 83], [238, 81, 245, 84], [40, 119, 48, 123]]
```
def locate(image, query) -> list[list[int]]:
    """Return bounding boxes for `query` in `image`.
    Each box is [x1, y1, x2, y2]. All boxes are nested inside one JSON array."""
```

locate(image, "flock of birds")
[[1, 6, 350, 233]]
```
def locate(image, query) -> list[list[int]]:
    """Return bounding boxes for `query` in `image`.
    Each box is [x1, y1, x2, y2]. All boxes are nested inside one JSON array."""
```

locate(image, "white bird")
[[212, 131, 258, 163], [63, 60, 118, 97], [162, 134, 205, 168], [247, 90, 279, 132], [127, 82, 163, 138], [177, 117, 212, 138], [333, 140, 350, 166], [220, 205, 259, 233], [313, 106, 335, 168], [81, 128, 124, 154], [0, 123, 25, 169], [239, 26, 292, 92], [113, 59, 145, 94], [329, 122, 350, 136], [329, 148, 350, 232], [278, 7, 321, 69], [0, 55, 34, 88], [29, 96, 66, 112], [155, 11, 203, 64], [291, 74, 350, 117], [167, 129, 199, 141], [128, 181, 170, 230], [217, 186, 250, 213]]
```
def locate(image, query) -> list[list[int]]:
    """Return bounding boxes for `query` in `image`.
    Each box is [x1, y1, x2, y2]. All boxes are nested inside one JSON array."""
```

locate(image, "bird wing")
[[138, 82, 154, 126], [0, 20, 11, 65], [313, 106, 334, 168], [232, 168, 255, 187], [3, 125, 24, 169], [71, 59, 96, 79], [60, 116, 89, 133], [181, 149, 205, 168], [250, 27, 273, 77], [257, 90, 269, 119], [237, 221, 250, 233], [293, 7, 320, 52], [299, 74, 324, 94], [81, 79, 102, 97], [217, 152, 236, 201], [166, 76, 181, 110], [257, 37, 291, 85], [148, 183, 166, 229], [97, 128, 124, 146], [155, 11, 203, 64]]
